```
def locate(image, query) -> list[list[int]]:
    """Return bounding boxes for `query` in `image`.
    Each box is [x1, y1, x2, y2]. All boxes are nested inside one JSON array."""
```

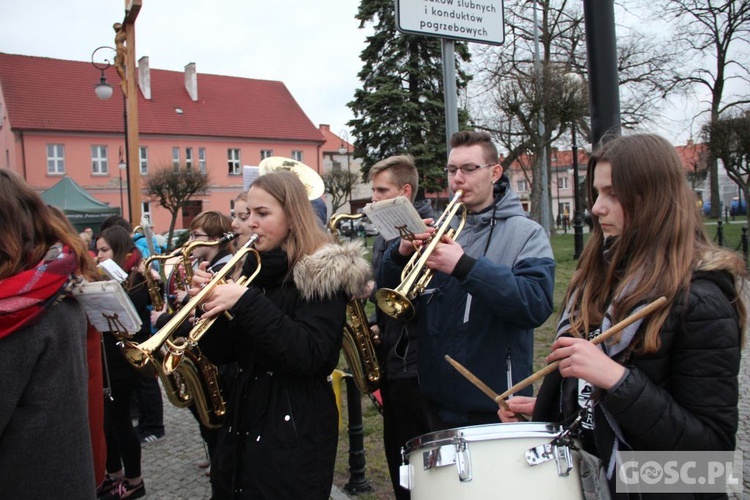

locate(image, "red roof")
[[0, 52, 324, 142], [675, 141, 708, 173], [318, 124, 353, 154]]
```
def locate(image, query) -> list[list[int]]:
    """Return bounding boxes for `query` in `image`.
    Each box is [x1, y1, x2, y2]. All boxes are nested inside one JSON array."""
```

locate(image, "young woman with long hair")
[[0, 168, 97, 498], [95, 225, 153, 499], [500, 134, 745, 497], [191, 170, 371, 499]]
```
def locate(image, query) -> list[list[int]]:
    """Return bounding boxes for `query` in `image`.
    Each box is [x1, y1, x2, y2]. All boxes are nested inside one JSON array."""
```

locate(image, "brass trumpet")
[[158, 234, 261, 374], [375, 190, 466, 320]]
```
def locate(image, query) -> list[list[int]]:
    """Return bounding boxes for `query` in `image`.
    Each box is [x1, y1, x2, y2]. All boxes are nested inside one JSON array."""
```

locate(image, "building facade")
[[0, 52, 341, 232]]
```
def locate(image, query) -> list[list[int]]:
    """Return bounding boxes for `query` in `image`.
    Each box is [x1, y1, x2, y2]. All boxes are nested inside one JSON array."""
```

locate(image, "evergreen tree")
[[348, 0, 471, 194]]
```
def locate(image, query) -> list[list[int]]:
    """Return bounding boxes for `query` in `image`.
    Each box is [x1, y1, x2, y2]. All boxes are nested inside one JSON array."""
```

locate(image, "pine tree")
[[348, 0, 471, 194]]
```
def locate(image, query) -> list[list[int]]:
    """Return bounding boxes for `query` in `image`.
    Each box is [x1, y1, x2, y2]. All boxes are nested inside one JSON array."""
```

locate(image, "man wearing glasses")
[[377, 131, 555, 431]]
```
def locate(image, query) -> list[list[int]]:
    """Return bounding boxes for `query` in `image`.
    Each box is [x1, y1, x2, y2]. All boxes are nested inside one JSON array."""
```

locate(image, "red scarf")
[[0, 244, 77, 339]]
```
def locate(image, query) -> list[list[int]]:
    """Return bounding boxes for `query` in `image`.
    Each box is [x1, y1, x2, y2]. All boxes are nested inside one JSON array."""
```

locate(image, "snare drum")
[[400, 422, 582, 499]]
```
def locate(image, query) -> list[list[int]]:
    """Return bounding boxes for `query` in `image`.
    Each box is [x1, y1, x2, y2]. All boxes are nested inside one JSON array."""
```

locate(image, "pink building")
[[0, 52, 330, 232]]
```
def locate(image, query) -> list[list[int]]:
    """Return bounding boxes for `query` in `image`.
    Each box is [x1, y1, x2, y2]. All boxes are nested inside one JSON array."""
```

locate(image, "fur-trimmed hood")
[[293, 241, 371, 302]]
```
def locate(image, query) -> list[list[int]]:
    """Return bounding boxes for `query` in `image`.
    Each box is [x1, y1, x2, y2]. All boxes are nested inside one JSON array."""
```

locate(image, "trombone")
[[375, 190, 466, 321]]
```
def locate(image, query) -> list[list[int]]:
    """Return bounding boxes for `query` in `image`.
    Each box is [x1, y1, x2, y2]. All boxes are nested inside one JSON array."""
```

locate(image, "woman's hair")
[[0, 168, 92, 279], [566, 134, 746, 352], [99, 225, 136, 269], [250, 171, 330, 268], [190, 210, 233, 243]]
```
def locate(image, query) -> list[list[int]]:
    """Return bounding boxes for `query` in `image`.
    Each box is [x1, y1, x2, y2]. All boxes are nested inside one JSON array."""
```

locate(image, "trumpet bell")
[[258, 156, 325, 200], [375, 288, 415, 321]]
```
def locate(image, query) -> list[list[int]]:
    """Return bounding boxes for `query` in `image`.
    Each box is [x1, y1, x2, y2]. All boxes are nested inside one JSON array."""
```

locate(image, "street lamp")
[[91, 2, 142, 224], [92, 45, 133, 221], [339, 129, 352, 214], [565, 72, 585, 259]]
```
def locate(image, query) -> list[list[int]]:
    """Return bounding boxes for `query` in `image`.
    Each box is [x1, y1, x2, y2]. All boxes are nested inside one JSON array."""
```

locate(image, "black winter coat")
[[534, 271, 742, 499], [199, 243, 371, 499]]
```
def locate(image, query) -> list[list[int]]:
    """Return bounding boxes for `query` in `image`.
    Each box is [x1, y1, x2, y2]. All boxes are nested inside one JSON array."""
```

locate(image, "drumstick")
[[444, 355, 511, 411], [495, 296, 667, 404]]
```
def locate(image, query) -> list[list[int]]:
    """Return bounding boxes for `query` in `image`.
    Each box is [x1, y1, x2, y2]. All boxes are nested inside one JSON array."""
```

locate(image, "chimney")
[[138, 56, 151, 100], [185, 62, 198, 101], [319, 124, 330, 132]]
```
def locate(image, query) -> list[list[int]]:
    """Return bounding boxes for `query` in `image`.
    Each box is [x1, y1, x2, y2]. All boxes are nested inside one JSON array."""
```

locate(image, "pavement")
[[141, 345, 750, 499]]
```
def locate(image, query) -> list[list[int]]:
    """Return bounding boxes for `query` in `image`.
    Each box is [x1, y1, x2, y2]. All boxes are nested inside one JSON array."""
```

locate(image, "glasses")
[[189, 232, 209, 239], [445, 163, 494, 176]]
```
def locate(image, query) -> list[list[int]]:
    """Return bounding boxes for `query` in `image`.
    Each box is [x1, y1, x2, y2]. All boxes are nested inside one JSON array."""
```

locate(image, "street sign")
[[396, 0, 504, 45]]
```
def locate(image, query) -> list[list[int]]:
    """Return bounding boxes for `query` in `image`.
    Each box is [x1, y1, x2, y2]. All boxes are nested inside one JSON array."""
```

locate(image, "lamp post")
[[91, 1, 142, 223], [565, 72, 585, 259], [339, 129, 353, 214]]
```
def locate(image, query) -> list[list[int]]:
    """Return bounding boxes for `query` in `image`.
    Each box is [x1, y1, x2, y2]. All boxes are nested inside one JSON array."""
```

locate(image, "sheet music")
[[243, 166, 259, 191], [362, 196, 428, 241], [72, 280, 142, 335]]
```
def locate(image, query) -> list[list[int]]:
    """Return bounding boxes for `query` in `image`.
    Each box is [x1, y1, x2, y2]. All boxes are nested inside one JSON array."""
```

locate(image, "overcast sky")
[[0, 0, 720, 149]]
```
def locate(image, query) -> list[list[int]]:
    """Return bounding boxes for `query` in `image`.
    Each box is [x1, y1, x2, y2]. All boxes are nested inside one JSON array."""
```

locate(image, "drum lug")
[[399, 463, 413, 491], [525, 442, 574, 477], [455, 441, 472, 482]]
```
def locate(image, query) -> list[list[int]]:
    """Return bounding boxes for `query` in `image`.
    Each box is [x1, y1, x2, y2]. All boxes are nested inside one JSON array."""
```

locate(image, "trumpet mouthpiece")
[[219, 232, 239, 243]]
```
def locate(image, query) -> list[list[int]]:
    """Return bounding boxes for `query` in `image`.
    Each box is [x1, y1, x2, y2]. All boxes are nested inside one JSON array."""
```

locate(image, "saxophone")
[[136, 235, 239, 428], [328, 213, 381, 394]]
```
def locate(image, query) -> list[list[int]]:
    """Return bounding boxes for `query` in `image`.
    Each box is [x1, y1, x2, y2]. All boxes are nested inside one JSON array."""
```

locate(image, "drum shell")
[[402, 422, 583, 500]]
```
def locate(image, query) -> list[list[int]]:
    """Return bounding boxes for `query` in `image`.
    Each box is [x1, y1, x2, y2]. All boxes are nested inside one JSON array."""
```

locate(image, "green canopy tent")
[[41, 176, 121, 233]]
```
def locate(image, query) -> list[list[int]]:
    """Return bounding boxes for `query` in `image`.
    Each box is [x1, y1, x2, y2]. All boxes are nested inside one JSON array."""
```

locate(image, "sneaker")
[[139, 432, 165, 446], [96, 475, 122, 498], [99, 479, 145, 499]]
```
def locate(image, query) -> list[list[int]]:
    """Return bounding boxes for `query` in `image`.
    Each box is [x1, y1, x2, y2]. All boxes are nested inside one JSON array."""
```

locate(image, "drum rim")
[[403, 422, 564, 456]]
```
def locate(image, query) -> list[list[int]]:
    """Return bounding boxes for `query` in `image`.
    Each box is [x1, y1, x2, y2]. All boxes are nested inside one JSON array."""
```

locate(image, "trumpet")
[[157, 234, 261, 374], [375, 190, 466, 320], [142, 247, 184, 311]]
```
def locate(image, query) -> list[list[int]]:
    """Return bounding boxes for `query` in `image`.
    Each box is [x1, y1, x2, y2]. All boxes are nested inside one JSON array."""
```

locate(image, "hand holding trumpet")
[[189, 261, 246, 319]]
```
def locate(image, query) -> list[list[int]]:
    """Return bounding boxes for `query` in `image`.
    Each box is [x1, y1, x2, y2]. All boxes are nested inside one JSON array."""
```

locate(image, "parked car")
[[336, 218, 379, 238], [161, 228, 189, 248]]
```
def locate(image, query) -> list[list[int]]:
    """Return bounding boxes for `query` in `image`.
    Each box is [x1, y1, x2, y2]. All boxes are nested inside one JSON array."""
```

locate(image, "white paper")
[[72, 280, 142, 335], [243, 166, 259, 192], [362, 196, 428, 241], [98, 259, 128, 283]]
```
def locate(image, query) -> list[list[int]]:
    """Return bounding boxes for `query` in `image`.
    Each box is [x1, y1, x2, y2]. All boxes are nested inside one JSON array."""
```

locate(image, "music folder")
[[362, 196, 428, 241], [72, 280, 142, 336]]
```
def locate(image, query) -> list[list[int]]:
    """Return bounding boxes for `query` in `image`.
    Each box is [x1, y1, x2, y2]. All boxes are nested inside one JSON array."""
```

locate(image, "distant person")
[[0, 168, 96, 497]]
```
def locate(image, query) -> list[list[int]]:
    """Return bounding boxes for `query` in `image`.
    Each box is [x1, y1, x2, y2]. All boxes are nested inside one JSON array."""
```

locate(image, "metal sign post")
[[396, 0, 505, 159]]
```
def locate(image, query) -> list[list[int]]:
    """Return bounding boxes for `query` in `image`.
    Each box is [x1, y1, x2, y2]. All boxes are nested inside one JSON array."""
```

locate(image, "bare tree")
[[322, 170, 359, 215], [470, 0, 676, 223], [656, 0, 750, 218], [704, 112, 750, 226], [145, 166, 210, 249]]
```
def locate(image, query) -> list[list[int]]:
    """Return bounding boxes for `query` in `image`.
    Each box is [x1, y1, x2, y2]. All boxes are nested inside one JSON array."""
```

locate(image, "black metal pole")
[[572, 125, 584, 259], [122, 93, 133, 222], [343, 376, 372, 493], [583, 0, 621, 147]]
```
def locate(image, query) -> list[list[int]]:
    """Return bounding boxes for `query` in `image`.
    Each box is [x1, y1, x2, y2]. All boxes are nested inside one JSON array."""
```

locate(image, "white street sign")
[[396, 0, 505, 45]]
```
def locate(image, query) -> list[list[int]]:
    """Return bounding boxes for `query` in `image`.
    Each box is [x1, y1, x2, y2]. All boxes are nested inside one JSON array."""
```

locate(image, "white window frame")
[[185, 147, 193, 170], [516, 179, 528, 192], [291, 150, 303, 162], [228, 148, 241, 175], [139, 146, 148, 175], [91, 145, 109, 175], [47, 144, 65, 174], [558, 176, 569, 190], [198, 147, 206, 173], [172, 147, 181, 169], [260, 149, 272, 160]]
